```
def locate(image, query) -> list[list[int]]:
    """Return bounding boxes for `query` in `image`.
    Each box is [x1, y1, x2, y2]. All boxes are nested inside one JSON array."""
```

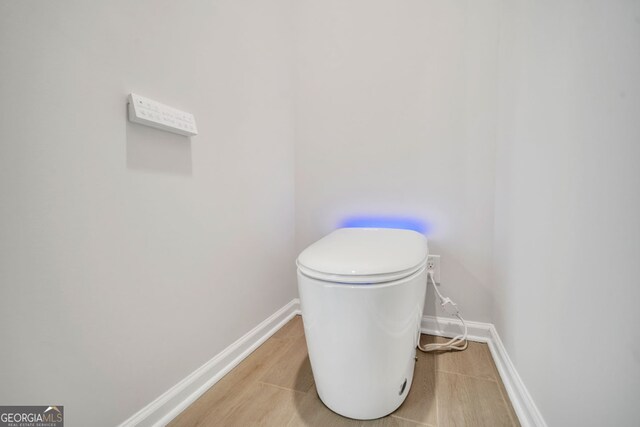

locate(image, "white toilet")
[[297, 227, 428, 420]]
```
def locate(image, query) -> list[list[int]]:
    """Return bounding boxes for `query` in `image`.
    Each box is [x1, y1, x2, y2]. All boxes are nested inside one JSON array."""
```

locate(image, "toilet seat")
[[296, 227, 428, 284], [297, 263, 425, 284]]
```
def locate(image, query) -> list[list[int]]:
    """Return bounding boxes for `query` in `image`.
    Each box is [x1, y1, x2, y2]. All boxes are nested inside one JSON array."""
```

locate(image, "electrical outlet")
[[427, 254, 441, 284]]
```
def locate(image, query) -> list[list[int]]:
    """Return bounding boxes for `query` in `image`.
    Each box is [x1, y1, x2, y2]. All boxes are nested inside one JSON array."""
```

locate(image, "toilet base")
[[298, 267, 427, 420]]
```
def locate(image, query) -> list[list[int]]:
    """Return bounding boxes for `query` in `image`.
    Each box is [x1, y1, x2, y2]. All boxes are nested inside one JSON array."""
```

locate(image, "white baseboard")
[[422, 315, 547, 427], [421, 314, 493, 343], [118, 299, 301, 427], [119, 300, 544, 427]]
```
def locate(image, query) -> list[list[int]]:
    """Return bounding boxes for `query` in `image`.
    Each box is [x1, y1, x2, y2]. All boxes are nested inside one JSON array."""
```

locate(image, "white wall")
[[0, 1, 296, 426], [295, 0, 500, 321], [493, 0, 640, 425]]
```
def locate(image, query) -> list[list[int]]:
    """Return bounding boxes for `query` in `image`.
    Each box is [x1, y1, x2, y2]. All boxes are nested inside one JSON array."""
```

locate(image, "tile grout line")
[[432, 341, 519, 424], [435, 380, 439, 427], [434, 368, 499, 383], [390, 413, 435, 427], [254, 336, 301, 386], [491, 370, 520, 426], [257, 380, 309, 395], [485, 353, 520, 426], [497, 385, 520, 427], [434, 369, 516, 426]]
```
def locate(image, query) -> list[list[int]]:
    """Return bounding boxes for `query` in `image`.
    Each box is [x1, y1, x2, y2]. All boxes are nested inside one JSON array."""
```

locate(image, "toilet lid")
[[297, 228, 428, 284]]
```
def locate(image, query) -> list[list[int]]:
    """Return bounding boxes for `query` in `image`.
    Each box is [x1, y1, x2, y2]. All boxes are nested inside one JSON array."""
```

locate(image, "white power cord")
[[417, 269, 468, 352]]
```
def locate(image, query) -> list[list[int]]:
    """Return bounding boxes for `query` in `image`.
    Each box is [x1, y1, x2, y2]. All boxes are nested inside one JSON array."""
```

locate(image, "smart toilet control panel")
[[127, 93, 198, 137]]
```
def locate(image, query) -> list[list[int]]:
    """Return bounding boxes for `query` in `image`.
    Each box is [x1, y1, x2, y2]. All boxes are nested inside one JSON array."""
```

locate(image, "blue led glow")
[[339, 216, 430, 234]]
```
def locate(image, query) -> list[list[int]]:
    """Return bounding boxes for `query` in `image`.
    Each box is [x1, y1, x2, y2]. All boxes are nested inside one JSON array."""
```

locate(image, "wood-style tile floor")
[[169, 316, 520, 427]]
